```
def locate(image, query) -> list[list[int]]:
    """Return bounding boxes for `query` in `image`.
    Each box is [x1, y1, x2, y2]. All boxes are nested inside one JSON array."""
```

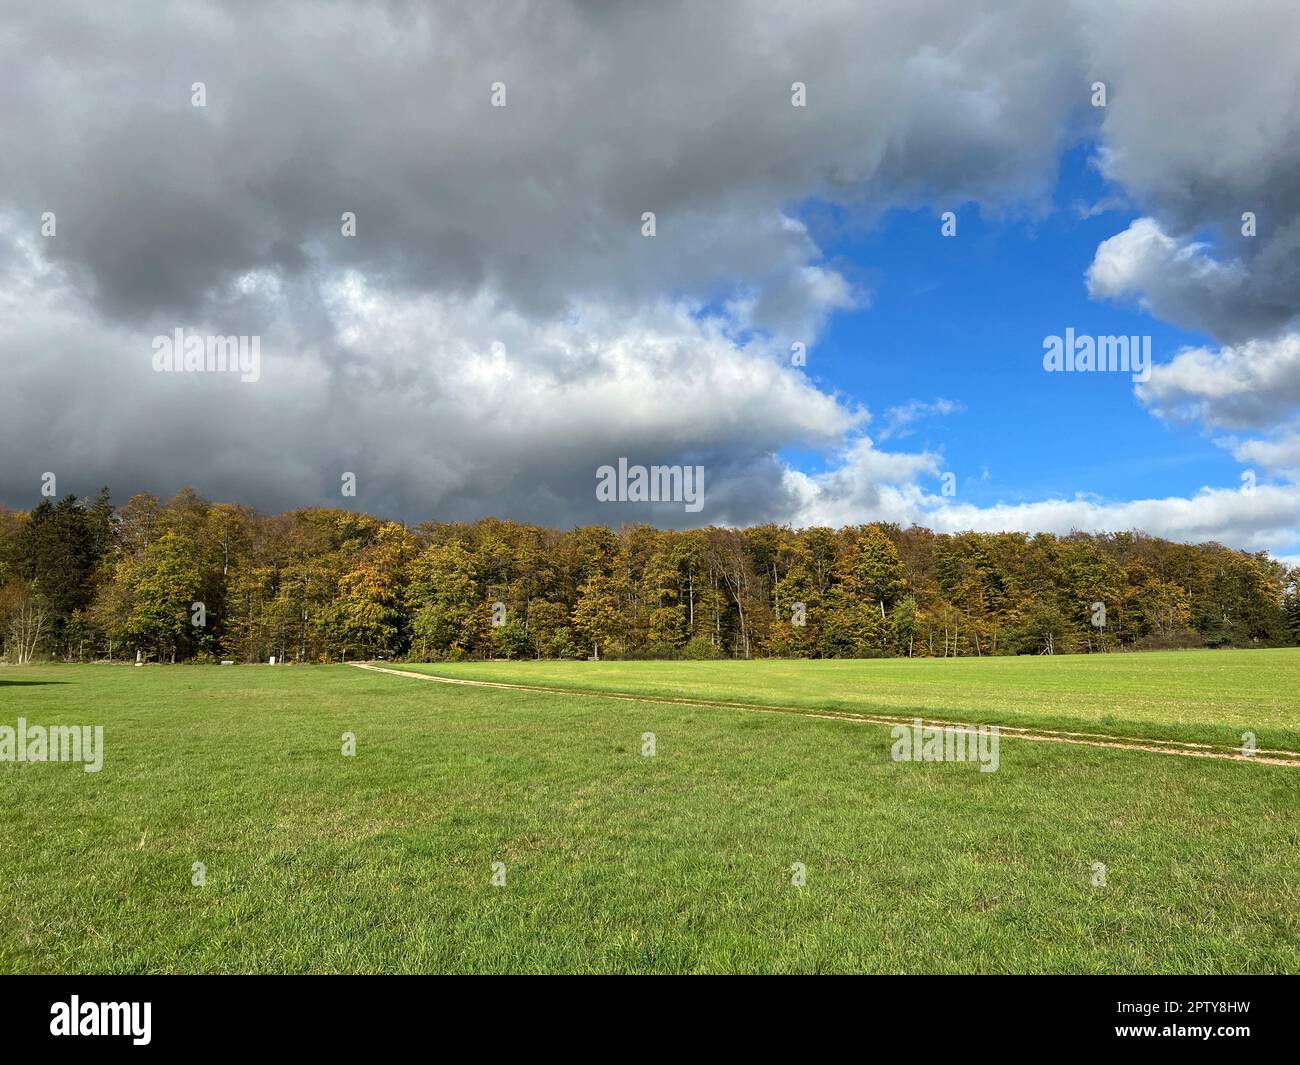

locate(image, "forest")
[[2, 487, 1298, 664]]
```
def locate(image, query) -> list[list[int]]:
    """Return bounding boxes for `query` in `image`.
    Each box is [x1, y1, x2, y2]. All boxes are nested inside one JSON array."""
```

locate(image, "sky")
[[2, 0, 1300, 564]]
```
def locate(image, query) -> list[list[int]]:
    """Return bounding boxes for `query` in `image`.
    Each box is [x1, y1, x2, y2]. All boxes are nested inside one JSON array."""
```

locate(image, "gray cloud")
[[0, 0, 1084, 525], [0, 1, 1083, 330], [3, 0, 1300, 557], [1081, 0, 1300, 342]]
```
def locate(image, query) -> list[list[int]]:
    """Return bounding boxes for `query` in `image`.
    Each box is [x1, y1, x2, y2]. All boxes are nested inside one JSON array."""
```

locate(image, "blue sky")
[[800, 143, 1236, 511]]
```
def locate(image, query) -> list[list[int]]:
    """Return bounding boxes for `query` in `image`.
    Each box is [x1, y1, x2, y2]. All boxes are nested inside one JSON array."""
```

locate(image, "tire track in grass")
[[348, 662, 1300, 768]]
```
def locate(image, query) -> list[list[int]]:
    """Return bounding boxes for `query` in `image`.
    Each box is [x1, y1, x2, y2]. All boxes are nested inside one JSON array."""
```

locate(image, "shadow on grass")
[[0, 679, 70, 686]]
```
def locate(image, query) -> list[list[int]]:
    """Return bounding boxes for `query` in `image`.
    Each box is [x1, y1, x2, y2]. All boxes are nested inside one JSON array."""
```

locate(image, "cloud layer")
[[3, 1, 1300, 555]]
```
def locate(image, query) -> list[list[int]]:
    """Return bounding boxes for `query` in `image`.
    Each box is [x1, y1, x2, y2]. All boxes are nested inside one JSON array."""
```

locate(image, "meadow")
[[1, 649, 1298, 973], [405, 648, 1300, 752]]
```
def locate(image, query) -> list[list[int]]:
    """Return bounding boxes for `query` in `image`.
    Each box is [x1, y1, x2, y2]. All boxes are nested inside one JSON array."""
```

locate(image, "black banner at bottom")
[[1, 975, 1291, 1051]]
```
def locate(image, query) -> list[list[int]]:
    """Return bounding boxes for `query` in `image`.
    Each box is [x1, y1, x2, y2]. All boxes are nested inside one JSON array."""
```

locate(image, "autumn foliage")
[[2, 488, 1298, 663]]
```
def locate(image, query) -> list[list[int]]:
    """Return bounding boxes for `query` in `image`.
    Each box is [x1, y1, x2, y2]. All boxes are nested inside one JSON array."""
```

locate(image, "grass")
[[1, 656, 1298, 973], [405, 647, 1300, 752]]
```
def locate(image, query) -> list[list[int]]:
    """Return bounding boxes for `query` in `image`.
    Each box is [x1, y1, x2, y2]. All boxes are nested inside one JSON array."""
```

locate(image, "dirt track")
[[349, 662, 1300, 768]]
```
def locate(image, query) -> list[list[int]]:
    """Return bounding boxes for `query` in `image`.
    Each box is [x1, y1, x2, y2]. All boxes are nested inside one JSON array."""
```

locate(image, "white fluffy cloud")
[[1087, 219, 1255, 341], [0, 226, 872, 526], [1137, 333, 1300, 430], [781, 435, 942, 529], [1077, 2, 1300, 508], [1230, 433, 1300, 473], [779, 435, 1300, 554], [920, 485, 1300, 554]]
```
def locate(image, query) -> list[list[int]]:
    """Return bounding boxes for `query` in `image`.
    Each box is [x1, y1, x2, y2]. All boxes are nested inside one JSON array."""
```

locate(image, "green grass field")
[[406, 648, 1300, 752], [2, 649, 1298, 973]]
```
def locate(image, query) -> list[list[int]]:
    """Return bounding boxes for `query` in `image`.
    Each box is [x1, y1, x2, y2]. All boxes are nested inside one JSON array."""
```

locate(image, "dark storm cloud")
[[0, 0, 1083, 326]]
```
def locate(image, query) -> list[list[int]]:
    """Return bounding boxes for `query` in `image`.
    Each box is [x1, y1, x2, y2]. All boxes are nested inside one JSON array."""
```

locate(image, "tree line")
[[2, 487, 1298, 664]]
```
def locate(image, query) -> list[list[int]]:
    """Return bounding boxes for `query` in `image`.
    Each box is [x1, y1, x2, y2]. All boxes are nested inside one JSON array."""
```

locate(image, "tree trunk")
[[688, 568, 695, 635]]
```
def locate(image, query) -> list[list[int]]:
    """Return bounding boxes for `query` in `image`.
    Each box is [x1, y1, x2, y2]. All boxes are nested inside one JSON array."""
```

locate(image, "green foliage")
[[848, 524, 907, 610], [123, 531, 204, 661], [680, 635, 722, 659], [887, 597, 918, 655], [16, 495, 103, 642], [1284, 568, 1300, 642], [408, 541, 479, 658], [573, 575, 623, 659], [3, 485, 1295, 662], [490, 617, 530, 660]]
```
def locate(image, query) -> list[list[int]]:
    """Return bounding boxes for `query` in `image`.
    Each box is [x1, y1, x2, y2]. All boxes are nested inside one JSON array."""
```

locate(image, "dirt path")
[[348, 662, 1300, 767]]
